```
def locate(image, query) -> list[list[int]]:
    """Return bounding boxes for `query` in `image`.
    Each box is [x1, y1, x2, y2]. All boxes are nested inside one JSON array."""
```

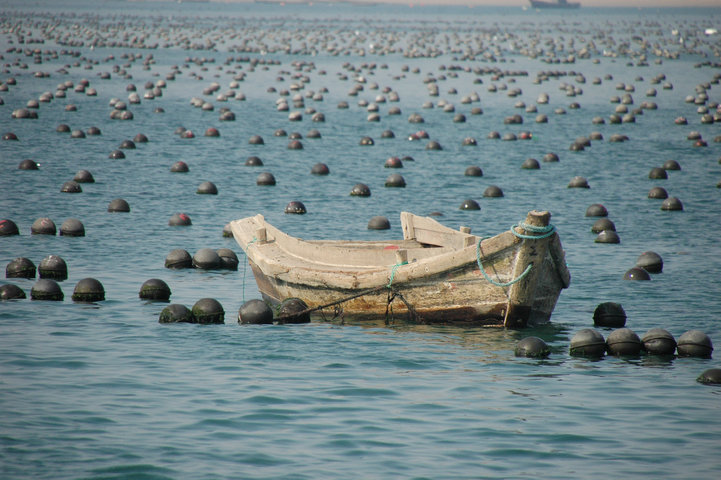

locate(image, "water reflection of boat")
[[231, 210, 570, 328], [529, 0, 581, 9]]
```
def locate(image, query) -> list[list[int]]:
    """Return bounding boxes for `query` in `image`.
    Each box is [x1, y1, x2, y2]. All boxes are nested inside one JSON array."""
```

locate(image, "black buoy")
[[697, 368, 721, 385], [311, 163, 330, 175], [73, 170, 95, 183], [197, 181, 218, 194], [591, 218, 615, 233], [648, 167, 668, 179], [460, 199, 481, 210], [543, 152, 559, 162], [677, 330, 713, 358], [623, 267, 651, 281], [159, 304, 194, 323], [72, 278, 105, 302], [606, 328, 642, 356], [249, 135, 264, 145], [31, 217, 56, 235], [134, 133, 148, 143], [514, 336, 550, 358], [385, 157, 403, 169], [661, 197, 683, 211], [570, 328, 606, 357], [595, 230, 620, 244], [245, 156, 263, 166], [139, 278, 171, 301], [256, 172, 276, 186], [521, 158, 540, 170], [277, 297, 311, 324], [168, 213, 192, 226], [0, 283, 26, 300], [385, 174, 406, 187], [585, 204, 608, 217], [39, 255, 68, 280], [238, 299, 274, 324], [61, 180, 82, 193], [350, 183, 371, 197], [192, 298, 225, 324], [107, 198, 130, 212], [368, 216, 391, 230], [18, 159, 39, 170], [216, 248, 239, 270], [108, 150, 125, 159], [170, 161, 189, 172], [0, 219, 20, 236], [359, 136, 374, 146], [165, 249, 192, 269], [635, 251, 663, 273], [192, 248, 221, 269], [119, 139, 136, 149], [662, 159, 681, 171], [285, 201, 307, 214], [425, 140, 443, 150], [288, 139, 303, 150], [568, 176, 590, 188], [648, 186, 668, 199], [6, 257, 36, 278], [464, 166, 483, 177], [641, 328, 677, 356], [31, 278, 64, 301], [593, 302, 626, 328], [59, 218, 85, 237], [483, 185, 504, 198]]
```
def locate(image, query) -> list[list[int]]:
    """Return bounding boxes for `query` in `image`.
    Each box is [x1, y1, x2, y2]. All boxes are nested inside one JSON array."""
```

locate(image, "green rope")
[[476, 237, 533, 288], [387, 261, 408, 289], [510, 222, 556, 240], [242, 237, 258, 303]]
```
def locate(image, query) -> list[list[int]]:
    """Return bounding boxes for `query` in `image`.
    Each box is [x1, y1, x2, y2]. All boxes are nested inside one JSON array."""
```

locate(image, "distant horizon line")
[[158, 0, 721, 8]]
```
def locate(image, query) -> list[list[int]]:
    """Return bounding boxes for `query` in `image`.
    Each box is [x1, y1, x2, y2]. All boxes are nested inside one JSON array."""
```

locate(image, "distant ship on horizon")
[[529, 0, 581, 8]]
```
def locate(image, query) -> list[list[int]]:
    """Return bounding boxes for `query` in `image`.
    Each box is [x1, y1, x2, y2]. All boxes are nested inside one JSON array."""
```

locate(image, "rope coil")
[[510, 222, 556, 240]]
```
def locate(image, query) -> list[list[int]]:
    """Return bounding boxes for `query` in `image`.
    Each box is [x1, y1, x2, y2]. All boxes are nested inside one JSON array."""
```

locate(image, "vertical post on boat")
[[504, 210, 553, 328]]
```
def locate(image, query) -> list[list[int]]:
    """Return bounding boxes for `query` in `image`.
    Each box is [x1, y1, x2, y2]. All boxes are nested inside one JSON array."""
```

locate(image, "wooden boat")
[[230, 210, 570, 328]]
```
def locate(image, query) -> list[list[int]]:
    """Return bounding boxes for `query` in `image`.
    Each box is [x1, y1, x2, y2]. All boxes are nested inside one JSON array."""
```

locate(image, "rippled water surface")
[[1, 1, 720, 479]]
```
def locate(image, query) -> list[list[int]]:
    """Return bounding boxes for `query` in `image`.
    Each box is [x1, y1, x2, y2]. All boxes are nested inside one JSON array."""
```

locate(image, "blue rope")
[[510, 222, 556, 240], [476, 237, 533, 288], [242, 237, 257, 303], [475, 222, 555, 287], [387, 261, 408, 289]]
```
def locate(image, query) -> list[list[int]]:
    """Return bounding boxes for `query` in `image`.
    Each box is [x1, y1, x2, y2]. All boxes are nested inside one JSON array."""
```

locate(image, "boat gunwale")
[[230, 213, 541, 290]]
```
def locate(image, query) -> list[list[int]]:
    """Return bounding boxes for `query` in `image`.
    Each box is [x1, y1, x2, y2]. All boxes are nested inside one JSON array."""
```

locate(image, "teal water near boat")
[[1, 1, 720, 479]]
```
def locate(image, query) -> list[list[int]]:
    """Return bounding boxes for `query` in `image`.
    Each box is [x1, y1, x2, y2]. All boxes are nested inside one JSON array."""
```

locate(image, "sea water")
[[1, 1, 720, 479]]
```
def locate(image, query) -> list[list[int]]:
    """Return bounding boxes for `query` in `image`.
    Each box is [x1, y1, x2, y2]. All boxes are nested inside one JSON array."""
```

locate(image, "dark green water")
[[1, 1, 720, 478]]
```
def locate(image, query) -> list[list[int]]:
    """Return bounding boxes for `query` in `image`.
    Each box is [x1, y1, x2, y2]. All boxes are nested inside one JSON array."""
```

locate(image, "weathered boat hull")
[[231, 211, 570, 328]]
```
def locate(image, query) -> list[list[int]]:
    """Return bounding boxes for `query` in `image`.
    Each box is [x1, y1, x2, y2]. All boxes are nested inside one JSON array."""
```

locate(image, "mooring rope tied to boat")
[[476, 222, 556, 288], [387, 260, 409, 288], [276, 284, 422, 324], [241, 237, 258, 303]]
